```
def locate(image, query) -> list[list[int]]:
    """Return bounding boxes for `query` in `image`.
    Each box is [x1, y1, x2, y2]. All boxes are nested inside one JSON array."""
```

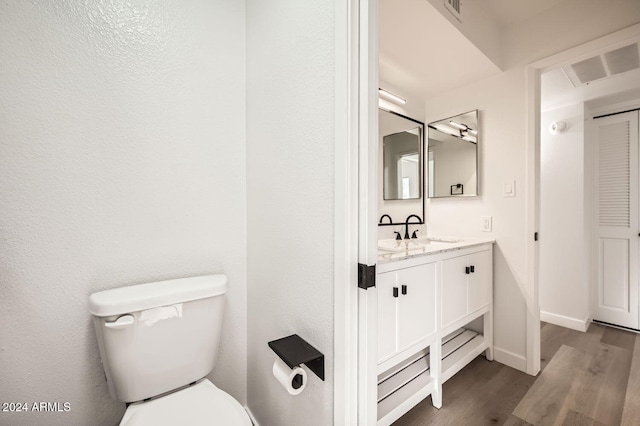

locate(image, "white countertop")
[[377, 236, 495, 264]]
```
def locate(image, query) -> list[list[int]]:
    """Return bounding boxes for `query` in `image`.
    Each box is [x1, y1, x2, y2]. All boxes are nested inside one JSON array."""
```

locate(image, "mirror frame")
[[378, 108, 425, 226], [427, 109, 479, 198]]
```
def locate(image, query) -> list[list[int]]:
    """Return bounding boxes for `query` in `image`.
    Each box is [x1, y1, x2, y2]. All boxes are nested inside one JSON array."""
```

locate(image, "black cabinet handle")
[[465, 266, 470, 274], [393, 287, 398, 298], [470, 265, 475, 273], [401, 285, 407, 295]]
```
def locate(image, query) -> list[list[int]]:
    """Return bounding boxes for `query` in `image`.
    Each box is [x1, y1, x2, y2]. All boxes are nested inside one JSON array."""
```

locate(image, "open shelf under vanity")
[[376, 326, 489, 425]]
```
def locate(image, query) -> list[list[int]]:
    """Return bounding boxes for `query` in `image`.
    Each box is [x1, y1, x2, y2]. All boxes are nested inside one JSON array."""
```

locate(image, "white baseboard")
[[493, 346, 527, 372], [540, 311, 589, 332], [245, 406, 259, 426]]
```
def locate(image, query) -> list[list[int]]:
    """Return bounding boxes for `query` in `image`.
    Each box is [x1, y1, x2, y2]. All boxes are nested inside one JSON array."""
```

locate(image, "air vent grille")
[[604, 44, 640, 75], [563, 43, 640, 87], [445, 0, 462, 22], [572, 57, 607, 84]]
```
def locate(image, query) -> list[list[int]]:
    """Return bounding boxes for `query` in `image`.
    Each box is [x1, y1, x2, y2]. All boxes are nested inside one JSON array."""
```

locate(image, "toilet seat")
[[120, 379, 251, 426]]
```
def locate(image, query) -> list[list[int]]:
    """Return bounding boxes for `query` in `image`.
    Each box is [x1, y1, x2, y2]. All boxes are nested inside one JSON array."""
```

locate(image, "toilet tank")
[[89, 275, 228, 403]]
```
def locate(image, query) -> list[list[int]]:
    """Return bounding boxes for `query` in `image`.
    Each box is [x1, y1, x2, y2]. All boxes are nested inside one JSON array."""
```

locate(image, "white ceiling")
[[484, 0, 569, 28], [379, 0, 500, 103], [379, 0, 572, 108]]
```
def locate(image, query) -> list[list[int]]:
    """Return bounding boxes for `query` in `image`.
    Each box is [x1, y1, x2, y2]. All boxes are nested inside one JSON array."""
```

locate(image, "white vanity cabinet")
[[377, 261, 437, 365], [441, 248, 492, 331], [375, 241, 493, 426]]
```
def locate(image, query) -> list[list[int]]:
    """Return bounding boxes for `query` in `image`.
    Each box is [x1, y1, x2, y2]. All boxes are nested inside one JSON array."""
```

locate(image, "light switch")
[[503, 180, 516, 197], [481, 216, 492, 232]]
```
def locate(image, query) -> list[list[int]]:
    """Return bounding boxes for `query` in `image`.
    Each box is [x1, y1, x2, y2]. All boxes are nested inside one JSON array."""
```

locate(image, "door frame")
[[525, 23, 640, 375], [333, 0, 359, 424], [333, 0, 379, 424]]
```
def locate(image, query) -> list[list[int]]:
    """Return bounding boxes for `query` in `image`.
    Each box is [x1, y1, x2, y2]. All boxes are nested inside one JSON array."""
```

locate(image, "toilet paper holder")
[[268, 334, 325, 381]]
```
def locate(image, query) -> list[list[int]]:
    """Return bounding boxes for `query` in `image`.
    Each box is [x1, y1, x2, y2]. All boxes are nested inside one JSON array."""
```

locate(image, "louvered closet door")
[[595, 111, 640, 329]]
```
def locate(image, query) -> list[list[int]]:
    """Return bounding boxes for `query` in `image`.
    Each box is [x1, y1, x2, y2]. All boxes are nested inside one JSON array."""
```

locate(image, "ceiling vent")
[[444, 0, 462, 22], [562, 43, 640, 87]]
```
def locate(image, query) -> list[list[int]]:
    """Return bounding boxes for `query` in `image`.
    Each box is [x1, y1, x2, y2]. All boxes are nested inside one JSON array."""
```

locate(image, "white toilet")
[[89, 274, 252, 426]]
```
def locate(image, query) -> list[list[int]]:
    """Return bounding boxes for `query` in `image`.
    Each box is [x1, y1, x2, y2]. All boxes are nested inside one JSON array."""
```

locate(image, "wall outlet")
[[481, 216, 492, 232]]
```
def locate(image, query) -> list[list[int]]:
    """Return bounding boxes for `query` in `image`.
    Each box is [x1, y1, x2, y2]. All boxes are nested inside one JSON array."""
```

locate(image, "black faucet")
[[404, 215, 423, 239], [379, 214, 393, 225]]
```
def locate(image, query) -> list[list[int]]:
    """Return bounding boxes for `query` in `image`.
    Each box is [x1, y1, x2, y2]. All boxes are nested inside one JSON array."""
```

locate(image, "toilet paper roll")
[[272, 358, 307, 395]]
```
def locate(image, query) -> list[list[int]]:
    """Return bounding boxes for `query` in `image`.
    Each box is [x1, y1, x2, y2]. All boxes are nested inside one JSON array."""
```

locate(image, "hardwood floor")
[[394, 322, 640, 426]]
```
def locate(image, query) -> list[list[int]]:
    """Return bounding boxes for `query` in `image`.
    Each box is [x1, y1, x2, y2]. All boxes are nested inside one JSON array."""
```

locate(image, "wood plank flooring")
[[394, 322, 640, 426]]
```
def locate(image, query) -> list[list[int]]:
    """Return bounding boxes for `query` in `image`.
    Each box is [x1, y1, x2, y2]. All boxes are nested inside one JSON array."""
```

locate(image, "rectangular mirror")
[[427, 110, 478, 198], [383, 123, 422, 200], [379, 108, 425, 225]]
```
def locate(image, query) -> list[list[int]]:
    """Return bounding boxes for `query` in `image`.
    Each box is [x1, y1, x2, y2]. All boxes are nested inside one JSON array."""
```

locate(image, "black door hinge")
[[534, 232, 539, 241], [358, 263, 376, 289]]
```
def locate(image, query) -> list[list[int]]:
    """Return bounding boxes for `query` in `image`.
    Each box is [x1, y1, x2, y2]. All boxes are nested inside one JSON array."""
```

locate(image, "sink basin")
[[377, 237, 462, 253], [378, 240, 409, 252], [413, 237, 461, 244]]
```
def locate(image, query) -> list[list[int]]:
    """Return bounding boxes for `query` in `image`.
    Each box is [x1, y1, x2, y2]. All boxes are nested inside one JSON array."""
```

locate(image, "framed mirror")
[[383, 123, 422, 200], [379, 108, 425, 226], [427, 110, 478, 198]]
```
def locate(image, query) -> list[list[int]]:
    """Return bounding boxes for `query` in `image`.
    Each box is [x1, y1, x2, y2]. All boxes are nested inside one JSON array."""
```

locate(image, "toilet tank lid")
[[89, 275, 228, 317]]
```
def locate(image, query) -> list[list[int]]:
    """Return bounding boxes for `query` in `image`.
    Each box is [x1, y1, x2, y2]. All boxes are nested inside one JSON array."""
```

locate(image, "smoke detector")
[[549, 121, 568, 135]]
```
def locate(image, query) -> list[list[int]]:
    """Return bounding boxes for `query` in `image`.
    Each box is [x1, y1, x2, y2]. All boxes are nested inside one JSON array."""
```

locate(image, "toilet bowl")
[[89, 275, 251, 426], [120, 380, 250, 426]]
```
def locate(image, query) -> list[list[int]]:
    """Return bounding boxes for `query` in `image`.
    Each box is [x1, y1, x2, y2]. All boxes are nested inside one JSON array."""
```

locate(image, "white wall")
[[425, 0, 640, 370], [539, 104, 590, 329], [246, 1, 335, 425], [425, 69, 529, 367], [0, 2, 247, 425]]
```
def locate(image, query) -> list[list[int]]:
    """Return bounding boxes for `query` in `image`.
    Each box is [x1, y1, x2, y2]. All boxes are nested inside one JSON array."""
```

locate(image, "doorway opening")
[[531, 27, 640, 359]]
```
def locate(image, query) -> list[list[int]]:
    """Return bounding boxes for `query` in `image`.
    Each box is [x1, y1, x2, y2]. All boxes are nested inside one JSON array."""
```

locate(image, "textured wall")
[[0, 2, 246, 425], [246, 0, 335, 424]]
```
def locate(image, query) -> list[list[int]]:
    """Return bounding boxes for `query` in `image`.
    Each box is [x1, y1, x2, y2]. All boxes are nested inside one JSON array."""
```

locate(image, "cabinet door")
[[397, 262, 437, 352], [441, 254, 469, 329], [467, 250, 492, 314], [377, 271, 398, 363]]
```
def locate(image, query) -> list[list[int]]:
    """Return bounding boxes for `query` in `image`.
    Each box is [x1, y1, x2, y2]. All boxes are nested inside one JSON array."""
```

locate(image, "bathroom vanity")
[[375, 238, 494, 425]]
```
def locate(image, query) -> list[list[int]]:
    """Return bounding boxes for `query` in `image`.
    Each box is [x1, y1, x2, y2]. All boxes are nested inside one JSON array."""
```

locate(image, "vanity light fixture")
[[448, 120, 468, 131], [449, 120, 477, 141], [378, 88, 407, 105], [434, 124, 459, 137]]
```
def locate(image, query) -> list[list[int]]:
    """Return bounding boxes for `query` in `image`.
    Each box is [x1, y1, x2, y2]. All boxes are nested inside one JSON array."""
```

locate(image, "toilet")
[[89, 274, 252, 426]]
